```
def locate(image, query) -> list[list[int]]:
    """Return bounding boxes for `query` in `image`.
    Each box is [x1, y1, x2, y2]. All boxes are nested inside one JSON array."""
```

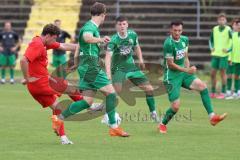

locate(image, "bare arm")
[[20, 56, 29, 81], [65, 44, 80, 73], [20, 56, 38, 84], [74, 44, 80, 68], [11, 38, 21, 52], [134, 45, 145, 70], [184, 51, 190, 68], [58, 43, 77, 51], [105, 51, 112, 80], [83, 33, 110, 44], [167, 58, 196, 74]]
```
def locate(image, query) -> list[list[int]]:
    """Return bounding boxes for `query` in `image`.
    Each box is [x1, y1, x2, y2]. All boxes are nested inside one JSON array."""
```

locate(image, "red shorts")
[[27, 77, 67, 108]]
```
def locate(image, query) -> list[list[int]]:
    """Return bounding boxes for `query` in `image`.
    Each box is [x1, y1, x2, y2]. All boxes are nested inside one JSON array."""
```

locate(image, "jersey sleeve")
[[64, 31, 71, 39], [24, 42, 42, 62], [82, 27, 95, 36], [133, 32, 139, 47], [46, 42, 60, 50], [13, 32, 19, 41], [163, 40, 174, 59]]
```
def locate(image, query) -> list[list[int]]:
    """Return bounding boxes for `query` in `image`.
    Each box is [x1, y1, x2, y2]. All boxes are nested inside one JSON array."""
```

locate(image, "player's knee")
[[211, 70, 216, 77], [146, 85, 154, 92], [114, 86, 122, 93], [83, 97, 94, 106], [198, 81, 207, 91], [141, 84, 154, 94], [171, 100, 180, 112]]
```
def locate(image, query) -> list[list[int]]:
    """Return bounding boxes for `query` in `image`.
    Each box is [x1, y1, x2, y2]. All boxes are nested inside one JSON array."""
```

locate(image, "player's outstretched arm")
[[58, 43, 77, 51], [20, 56, 30, 84], [105, 51, 112, 80], [184, 51, 190, 68], [167, 58, 196, 74], [83, 33, 110, 44], [134, 45, 145, 70]]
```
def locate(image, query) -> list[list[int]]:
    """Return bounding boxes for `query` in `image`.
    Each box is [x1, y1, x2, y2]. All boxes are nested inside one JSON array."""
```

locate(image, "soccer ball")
[[101, 112, 121, 126]]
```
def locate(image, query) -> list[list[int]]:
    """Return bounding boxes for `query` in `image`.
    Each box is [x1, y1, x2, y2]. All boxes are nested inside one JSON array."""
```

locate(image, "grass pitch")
[[0, 84, 239, 160]]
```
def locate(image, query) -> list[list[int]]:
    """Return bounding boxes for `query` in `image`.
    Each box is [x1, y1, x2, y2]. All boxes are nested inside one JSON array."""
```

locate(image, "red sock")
[[59, 123, 65, 136], [52, 109, 62, 115], [69, 90, 83, 101]]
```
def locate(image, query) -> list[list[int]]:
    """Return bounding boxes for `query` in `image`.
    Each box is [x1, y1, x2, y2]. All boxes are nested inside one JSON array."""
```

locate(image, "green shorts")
[[227, 63, 234, 75], [52, 54, 66, 67], [0, 54, 16, 66], [78, 66, 111, 91], [112, 70, 148, 85], [164, 72, 196, 102], [211, 56, 228, 70], [233, 63, 240, 76]]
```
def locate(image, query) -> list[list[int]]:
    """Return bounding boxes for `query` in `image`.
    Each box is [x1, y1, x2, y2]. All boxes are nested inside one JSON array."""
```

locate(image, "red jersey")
[[24, 36, 60, 78]]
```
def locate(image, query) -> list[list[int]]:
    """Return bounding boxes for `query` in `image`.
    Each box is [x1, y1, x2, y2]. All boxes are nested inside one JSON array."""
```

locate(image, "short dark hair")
[[41, 24, 60, 36], [170, 20, 183, 27], [115, 16, 128, 23], [90, 2, 106, 16], [54, 19, 61, 23]]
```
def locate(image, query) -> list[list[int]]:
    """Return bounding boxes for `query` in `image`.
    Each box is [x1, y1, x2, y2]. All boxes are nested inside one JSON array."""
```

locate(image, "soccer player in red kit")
[[20, 24, 82, 144]]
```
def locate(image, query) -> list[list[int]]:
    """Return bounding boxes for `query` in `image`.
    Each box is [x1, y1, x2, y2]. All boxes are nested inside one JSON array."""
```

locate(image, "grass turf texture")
[[0, 84, 239, 160]]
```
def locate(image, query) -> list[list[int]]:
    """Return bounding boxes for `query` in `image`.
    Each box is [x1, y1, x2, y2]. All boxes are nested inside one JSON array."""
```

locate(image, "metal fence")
[[116, 0, 201, 38]]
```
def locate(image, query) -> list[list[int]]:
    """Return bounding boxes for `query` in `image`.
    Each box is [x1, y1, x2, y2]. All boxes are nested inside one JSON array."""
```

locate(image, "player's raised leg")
[[159, 99, 180, 134], [190, 78, 227, 125], [60, 90, 95, 119], [137, 82, 159, 122], [100, 84, 129, 137], [49, 101, 73, 145]]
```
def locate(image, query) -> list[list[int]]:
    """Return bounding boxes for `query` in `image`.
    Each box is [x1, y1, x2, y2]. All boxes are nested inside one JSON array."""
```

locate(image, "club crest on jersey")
[[119, 45, 132, 55], [176, 49, 185, 60]]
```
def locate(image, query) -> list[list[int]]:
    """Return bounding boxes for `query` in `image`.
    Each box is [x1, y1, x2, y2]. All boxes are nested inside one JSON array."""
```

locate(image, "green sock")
[[211, 86, 216, 93], [146, 95, 156, 112], [234, 79, 239, 93], [1, 68, 5, 79], [162, 108, 176, 125], [200, 88, 214, 115], [221, 84, 226, 93], [227, 78, 232, 90], [10, 68, 14, 79], [62, 100, 90, 118], [106, 93, 117, 125]]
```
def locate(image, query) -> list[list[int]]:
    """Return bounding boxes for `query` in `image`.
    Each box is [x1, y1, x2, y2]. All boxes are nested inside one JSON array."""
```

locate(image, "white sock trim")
[[110, 123, 118, 129], [209, 112, 215, 119], [60, 135, 67, 139]]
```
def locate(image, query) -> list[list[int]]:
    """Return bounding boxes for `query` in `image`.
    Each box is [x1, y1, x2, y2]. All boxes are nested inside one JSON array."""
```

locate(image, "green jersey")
[[107, 29, 139, 73], [78, 20, 101, 68], [163, 35, 189, 81]]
